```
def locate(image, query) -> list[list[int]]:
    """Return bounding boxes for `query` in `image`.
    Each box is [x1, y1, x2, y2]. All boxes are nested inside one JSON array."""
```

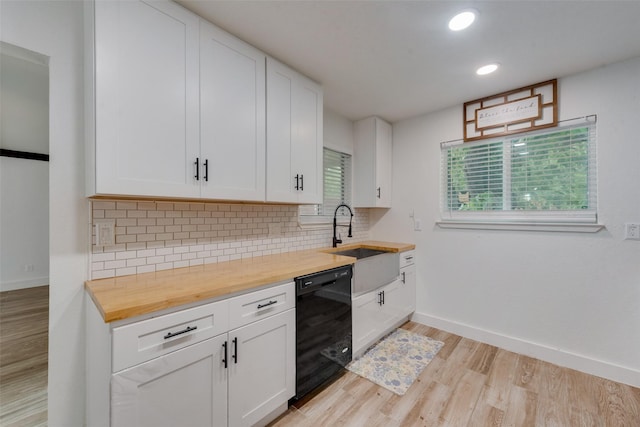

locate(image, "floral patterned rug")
[[347, 328, 444, 395]]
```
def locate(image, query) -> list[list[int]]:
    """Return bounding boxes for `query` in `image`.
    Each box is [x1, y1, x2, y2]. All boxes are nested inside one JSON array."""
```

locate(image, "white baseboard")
[[411, 311, 640, 388], [0, 277, 49, 292]]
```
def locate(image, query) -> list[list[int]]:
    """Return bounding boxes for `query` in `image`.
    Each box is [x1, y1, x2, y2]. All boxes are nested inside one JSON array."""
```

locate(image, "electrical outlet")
[[268, 222, 283, 237], [624, 223, 640, 240], [95, 221, 115, 246]]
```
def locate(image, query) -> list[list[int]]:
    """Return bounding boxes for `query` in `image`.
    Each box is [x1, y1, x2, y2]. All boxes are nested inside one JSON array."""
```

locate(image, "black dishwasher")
[[292, 264, 353, 401]]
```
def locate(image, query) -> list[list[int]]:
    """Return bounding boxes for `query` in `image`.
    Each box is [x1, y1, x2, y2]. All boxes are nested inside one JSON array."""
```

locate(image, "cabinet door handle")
[[300, 174, 304, 191], [378, 291, 382, 306], [257, 300, 277, 309], [203, 159, 209, 182], [232, 337, 238, 364], [294, 174, 300, 191], [194, 158, 200, 181], [382, 290, 385, 305], [402, 271, 406, 284], [377, 187, 381, 198], [163, 325, 197, 340], [222, 341, 228, 368]]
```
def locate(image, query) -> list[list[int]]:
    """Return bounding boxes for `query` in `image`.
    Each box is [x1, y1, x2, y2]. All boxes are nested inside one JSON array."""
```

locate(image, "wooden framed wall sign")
[[463, 79, 558, 142]]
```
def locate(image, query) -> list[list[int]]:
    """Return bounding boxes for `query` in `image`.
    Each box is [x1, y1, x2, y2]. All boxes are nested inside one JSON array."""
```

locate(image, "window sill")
[[436, 221, 605, 233]]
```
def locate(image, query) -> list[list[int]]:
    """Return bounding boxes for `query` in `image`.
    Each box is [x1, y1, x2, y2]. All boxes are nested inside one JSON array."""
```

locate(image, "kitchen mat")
[[347, 328, 444, 395]]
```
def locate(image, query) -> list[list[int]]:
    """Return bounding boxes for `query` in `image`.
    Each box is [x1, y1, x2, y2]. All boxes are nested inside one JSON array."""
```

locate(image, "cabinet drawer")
[[112, 299, 229, 372], [400, 250, 415, 268], [228, 282, 295, 330]]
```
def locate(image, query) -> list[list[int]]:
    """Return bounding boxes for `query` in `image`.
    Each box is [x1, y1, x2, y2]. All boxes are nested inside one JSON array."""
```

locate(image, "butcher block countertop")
[[85, 240, 415, 323]]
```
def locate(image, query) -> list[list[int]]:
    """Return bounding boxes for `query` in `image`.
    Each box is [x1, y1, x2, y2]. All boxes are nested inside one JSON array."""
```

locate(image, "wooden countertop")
[[86, 240, 415, 323], [319, 240, 415, 254]]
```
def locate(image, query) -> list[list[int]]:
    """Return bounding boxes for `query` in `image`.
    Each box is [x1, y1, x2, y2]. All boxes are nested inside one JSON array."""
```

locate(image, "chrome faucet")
[[332, 204, 354, 247]]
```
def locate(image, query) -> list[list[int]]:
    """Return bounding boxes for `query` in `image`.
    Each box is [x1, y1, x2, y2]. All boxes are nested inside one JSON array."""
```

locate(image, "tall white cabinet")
[[353, 116, 393, 208], [266, 58, 323, 204], [87, 0, 201, 198]]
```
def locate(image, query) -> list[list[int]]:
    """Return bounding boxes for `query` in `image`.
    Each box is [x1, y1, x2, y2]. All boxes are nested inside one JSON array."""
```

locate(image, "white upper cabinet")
[[266, 58, 323, 204], [88, 1, 322, 204], [353, 116, 393, 208], [200, 20, 266, 202], [89, 0, 200, 198]]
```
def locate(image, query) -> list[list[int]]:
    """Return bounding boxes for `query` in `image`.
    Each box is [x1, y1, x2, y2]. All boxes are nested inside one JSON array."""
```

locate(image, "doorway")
[[0, 41, 49, 426]]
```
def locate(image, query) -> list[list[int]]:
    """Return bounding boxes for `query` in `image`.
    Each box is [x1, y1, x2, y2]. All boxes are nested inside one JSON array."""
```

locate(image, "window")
[[441, 117, 597, 224], [299, 148, 352, 220]]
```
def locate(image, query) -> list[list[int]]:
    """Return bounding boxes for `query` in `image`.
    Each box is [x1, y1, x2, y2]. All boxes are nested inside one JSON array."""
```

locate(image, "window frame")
[[438, 116, 603, 232]]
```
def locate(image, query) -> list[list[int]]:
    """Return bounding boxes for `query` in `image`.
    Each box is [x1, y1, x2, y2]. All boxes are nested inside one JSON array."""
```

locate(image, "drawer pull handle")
[[257, 300, 277, 309], [163, 325, 197, 340], [405, 256, 413, 261]]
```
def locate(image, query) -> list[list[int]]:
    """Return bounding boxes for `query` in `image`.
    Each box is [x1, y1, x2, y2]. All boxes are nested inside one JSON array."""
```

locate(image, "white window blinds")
[[441, 116, 597, 223], [300, 148, 352, 217]]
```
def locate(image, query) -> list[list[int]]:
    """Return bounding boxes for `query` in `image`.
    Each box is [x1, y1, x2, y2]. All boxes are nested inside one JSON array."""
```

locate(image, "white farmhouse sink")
[[333, 248, 399, 296]]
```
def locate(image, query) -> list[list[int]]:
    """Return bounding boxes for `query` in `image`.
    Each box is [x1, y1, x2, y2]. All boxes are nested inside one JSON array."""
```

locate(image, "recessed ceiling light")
[[448, 10, 477, 31], [476, 63, 499, 75]]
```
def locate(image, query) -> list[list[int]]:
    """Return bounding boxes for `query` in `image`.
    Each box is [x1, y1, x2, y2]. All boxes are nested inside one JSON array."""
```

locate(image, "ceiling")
[[176, 0, 640, 123]]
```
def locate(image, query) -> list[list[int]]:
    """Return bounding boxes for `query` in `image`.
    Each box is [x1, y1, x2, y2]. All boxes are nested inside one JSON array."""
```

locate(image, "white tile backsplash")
[[90, 200, 370, 279]]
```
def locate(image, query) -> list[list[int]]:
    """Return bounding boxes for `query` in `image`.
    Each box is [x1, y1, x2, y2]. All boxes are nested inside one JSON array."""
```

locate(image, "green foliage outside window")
[[445, 126, 591, 212]]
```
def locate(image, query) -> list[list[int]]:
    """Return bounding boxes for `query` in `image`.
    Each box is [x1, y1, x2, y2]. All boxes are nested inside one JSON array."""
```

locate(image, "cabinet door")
[[292, 75, 323, 204], [94, 0, 200, 198], [352, 290, 384, 357], [111, 335, 227, 427], [228, 309, 295, 427], [353, 116, 392, 208], [380, 278, 406, 330], [400, 264, 417, 314], [200, 21, 266, 201], [266, 58, 296, 203], [375, 118, 393, 207], [266, 58, 323, 204]]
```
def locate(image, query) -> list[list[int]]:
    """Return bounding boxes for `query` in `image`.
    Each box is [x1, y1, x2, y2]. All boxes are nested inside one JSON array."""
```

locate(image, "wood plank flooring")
[[0, 286, 48, 427], [271, 321, 640, 427]]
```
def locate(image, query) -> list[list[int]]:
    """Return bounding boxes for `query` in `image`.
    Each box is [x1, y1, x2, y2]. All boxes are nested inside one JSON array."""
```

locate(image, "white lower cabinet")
[[111, 334, 228, 427], [352, 251, 416, 357], [352, 279, 404, 357], [228, 309, 295, 426], [88, 282, 296, 427]]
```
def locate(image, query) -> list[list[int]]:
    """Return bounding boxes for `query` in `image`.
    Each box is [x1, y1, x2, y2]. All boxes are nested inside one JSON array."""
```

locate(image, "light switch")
[[624, 223, 640, 240]]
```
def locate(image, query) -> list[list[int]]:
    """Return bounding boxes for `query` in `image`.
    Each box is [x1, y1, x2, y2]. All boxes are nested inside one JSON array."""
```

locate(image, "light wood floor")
[[271, 321, 640, 427], [0, 286, 48, 427]]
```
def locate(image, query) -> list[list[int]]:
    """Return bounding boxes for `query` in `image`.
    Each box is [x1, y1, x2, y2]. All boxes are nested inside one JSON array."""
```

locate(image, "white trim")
[[436, 221, 605, 233], [324, 140, 353, 156], [0, 277, 49, 292], [411, 311, 640, 388]]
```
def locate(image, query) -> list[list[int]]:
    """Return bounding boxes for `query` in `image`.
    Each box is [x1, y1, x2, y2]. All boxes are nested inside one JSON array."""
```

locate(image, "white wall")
[[370, 57, 640, 386], [324, 106, 354, 155], [0, 157, 49, 291], [0, 46, 50, 292], [1, 1, 88, 425]]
